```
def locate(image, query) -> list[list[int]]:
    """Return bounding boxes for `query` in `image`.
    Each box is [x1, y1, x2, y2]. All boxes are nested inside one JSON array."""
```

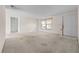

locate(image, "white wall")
[[54, 9, 78, 37], [37, 9, 78, 37], [63, 10, 78, 37], [6, 8, 78, 37], [20, 17, 37, 33], [52, 16, 62, 34], [0, 6, 5, 52], [6, 8, 37, 35], [6, 8, 63, 36], [78, 7, 79, 42]]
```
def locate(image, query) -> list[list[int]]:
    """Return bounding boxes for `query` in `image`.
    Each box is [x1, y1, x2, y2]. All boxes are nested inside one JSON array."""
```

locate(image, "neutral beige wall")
[[6, 8, 37, 35], [0, 6, 5, 52]]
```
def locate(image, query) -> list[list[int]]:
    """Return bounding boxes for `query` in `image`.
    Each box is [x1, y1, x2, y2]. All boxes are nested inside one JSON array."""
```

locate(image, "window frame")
[[41, 19, 52, 30], [10, 16, 20, 33]]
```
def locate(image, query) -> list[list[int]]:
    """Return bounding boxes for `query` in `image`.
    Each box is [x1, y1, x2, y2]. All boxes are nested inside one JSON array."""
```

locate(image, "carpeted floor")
[[2, 33, 79, 53]]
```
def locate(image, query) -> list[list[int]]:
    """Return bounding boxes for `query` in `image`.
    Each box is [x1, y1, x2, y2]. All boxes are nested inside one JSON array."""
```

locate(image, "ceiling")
[[6, 5, 78, 17]]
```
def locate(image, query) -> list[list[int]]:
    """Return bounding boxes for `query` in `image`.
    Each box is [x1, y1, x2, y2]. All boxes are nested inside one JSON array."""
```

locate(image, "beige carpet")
[[2, 33, 78, 53]]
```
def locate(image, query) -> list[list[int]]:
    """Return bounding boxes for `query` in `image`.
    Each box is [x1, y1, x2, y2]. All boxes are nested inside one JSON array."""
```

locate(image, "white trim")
[[18, 16, 20, 32], [10, 16, 20, 33]]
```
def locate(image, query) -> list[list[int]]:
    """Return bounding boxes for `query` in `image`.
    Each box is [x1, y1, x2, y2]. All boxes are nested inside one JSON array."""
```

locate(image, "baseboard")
[[63, 34, 78, 39], [0, 39, 5, 53]]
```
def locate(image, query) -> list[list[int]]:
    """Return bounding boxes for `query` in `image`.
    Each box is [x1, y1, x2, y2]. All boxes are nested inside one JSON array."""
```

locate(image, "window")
[[46, 20, 52, 29], [10, 17, 18, 33], [41, 21, 46, 30], [41, 19, 52, 30]]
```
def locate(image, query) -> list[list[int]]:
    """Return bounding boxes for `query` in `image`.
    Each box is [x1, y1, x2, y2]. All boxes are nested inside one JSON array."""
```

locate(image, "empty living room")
[[0, 5, 79, 53]]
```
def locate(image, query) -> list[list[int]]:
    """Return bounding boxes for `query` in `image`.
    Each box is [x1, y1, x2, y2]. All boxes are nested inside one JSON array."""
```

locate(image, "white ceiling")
[[6, 5, 78, 17]]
